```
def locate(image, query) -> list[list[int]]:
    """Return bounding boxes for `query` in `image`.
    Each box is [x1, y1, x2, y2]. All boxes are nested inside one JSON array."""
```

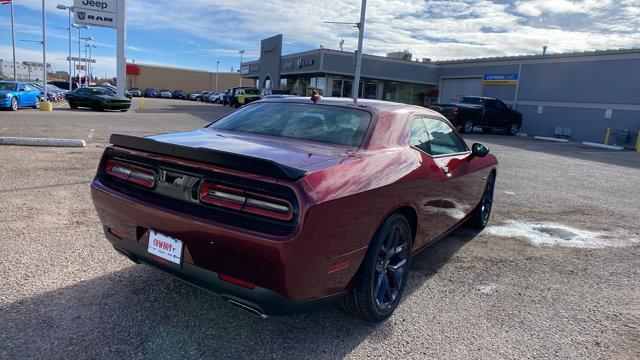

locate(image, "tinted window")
[[210, 103, 372, 147], [0, 82, 17, 91], [409, 117, 431, 154], [484, 100, 496, 108], [459, 97, 484, 105], [496, 100, 508, 109], [423, 118, 468, 155]]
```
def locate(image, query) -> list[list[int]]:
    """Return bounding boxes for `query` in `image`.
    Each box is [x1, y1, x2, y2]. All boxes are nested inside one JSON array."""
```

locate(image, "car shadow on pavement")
[[0, 226, 480, 360]]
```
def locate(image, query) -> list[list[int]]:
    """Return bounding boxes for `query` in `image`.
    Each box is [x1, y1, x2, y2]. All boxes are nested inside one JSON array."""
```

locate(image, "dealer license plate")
[[148, 231, 183, 265]]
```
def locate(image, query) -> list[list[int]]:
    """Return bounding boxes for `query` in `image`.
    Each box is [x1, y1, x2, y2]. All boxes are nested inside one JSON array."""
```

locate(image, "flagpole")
[[10, 0, 17, 81]]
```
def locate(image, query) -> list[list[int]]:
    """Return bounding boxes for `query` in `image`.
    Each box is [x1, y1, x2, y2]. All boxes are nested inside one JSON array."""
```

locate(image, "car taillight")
[[453, 107, 459, 116], [199, 182, 293, 221], [105, 159, 156, 188]]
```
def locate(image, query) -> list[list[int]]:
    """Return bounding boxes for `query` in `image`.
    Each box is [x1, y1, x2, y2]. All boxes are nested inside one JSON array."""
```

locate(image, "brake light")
[[453, 107, 459, 116], [105, 160, 156, 188], [199, 182, 293, 221]]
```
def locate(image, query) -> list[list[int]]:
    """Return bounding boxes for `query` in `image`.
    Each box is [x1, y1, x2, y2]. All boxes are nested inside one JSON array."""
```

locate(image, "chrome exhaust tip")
[[224, 298, 269, 319]]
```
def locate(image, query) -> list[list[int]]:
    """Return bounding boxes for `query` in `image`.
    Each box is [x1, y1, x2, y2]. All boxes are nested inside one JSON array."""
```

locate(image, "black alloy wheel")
[[373, 222, 410, 311], [462, 119, 474, 133], [469, 172, 495, 229], [508, 122, 519, 135], [342, 213, 412, 321]]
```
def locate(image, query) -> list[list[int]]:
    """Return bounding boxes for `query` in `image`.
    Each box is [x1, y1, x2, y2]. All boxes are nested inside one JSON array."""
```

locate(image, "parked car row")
[[130, 88, 188, 100]]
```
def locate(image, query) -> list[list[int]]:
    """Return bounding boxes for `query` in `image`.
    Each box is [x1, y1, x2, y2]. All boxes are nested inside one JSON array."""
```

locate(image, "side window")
[[409, 117, 431, 154], [423, 117, 468, 155], [18, 84, 26, 91], [496, 100, 508, 110], [485, 100, 496, 108]]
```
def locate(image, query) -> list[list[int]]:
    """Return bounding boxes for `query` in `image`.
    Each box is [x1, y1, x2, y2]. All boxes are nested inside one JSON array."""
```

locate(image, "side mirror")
[[471, 143, 489, 157]]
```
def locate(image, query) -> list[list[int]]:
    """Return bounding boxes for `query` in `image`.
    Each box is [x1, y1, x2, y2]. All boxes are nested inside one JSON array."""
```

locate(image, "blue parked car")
[[0, 81, 43, 111]]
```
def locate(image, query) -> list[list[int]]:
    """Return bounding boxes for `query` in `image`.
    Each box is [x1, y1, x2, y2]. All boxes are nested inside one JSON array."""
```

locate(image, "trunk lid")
[[148, 128, 352, 173]]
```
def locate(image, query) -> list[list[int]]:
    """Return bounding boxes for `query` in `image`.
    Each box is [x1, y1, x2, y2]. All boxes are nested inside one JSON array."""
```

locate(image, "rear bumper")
[[104, 227, 343, 316], [90, 178, 349, 315]]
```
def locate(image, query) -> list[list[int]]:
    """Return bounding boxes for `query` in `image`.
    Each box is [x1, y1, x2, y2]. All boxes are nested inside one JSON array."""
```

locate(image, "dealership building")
[[241, 35, 640, 145]]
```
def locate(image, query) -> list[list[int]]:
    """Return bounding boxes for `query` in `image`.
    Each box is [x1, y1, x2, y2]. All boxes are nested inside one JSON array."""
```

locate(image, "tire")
[[481, 127, 493, 134], [10, 97, 18, 111], [468, 172, 496, 229], [507, 122, 519, 136], [69, 100, 78, 109], [461, 119, 474, 134], [341, 213, 413, 322], [33, 97, 40, 109]]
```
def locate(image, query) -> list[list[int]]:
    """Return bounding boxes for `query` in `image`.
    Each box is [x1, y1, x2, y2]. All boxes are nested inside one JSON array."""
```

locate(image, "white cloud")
[[8, 0, 640, 72]]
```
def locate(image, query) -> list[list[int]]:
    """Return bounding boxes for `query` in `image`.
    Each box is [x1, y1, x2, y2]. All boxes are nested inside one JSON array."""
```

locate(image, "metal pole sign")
[[74, 0, 126, 96]]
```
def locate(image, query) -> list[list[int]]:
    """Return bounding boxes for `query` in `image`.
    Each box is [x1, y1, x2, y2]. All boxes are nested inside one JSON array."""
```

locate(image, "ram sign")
[[74, 0, 118, 28]]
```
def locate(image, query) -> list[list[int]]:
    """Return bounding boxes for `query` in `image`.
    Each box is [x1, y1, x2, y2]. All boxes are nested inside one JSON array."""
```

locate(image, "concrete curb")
[[581, 142, 624, 151], [533, 136, 569, 143], [0, 137, 86, 147]]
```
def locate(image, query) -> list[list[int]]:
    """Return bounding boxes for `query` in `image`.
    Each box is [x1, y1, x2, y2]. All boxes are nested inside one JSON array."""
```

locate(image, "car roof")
[[257, 96, 443, 115]]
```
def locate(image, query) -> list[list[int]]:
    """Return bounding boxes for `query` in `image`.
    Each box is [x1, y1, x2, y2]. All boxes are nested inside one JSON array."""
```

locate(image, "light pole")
[[86, 44, 97, 85], [56, 4, 74, 90], [352, 0, 367, 103], [216, 61, 220, 91], [41, 0, 48, 105], [239, 50, 245, 86], [80, 36, 93, 86], [324, 0, 367, 103], [73, 24, 88, 84]]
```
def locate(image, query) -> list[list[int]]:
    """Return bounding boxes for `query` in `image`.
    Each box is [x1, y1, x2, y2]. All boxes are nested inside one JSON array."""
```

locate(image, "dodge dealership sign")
[[74, 0, 118, 28]]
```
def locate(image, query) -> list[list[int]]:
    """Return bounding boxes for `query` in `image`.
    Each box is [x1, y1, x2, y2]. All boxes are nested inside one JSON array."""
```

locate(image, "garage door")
[[439, 78, 483, 103]]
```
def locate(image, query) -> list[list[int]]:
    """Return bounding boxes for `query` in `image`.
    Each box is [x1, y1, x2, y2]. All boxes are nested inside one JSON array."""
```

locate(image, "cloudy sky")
[[1, 0, 639, 77]]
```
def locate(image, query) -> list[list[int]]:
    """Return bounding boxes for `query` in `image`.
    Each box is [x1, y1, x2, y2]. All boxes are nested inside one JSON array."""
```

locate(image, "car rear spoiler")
[[109, 134, 308, 181]]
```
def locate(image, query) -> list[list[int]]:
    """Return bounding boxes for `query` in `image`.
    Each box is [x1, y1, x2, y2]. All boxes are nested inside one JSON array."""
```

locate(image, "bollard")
[[604, 127, 611, 145], [39, 101, 53, 112]]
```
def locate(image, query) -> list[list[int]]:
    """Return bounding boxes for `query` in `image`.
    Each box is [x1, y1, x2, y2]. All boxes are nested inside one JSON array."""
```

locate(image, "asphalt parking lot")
[[1, 98, 639, 359]]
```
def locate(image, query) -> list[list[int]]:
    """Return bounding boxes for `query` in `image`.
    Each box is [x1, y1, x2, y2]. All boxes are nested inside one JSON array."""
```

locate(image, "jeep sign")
[[74, 0, 117, 28]]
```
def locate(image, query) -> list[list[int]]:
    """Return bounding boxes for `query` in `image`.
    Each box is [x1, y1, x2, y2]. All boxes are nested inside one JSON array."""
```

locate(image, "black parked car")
[[429, 96, 523, 135], [65, 87, 131, 111], [143, 88, 157, 97], [172, 90, 187, 100]]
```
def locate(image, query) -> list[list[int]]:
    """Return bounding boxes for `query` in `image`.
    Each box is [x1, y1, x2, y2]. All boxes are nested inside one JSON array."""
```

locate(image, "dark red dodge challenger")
[[91, 96, 497, 321]]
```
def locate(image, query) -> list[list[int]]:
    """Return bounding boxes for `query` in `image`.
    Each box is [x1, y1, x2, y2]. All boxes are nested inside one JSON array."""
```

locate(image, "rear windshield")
[[0, 82, 17, 91], [459, 97, 484, 105], [209, 102, 372, 147]]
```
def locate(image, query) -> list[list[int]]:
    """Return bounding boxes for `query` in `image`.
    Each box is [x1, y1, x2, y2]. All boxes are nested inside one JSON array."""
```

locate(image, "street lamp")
[[56, 4, 74, 91], [86, 44, 97, 85], [73, 24, 88, 84], [239, 50, 245, 86], [216, 60, 220, 91], [80, 36, 93, 86]]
